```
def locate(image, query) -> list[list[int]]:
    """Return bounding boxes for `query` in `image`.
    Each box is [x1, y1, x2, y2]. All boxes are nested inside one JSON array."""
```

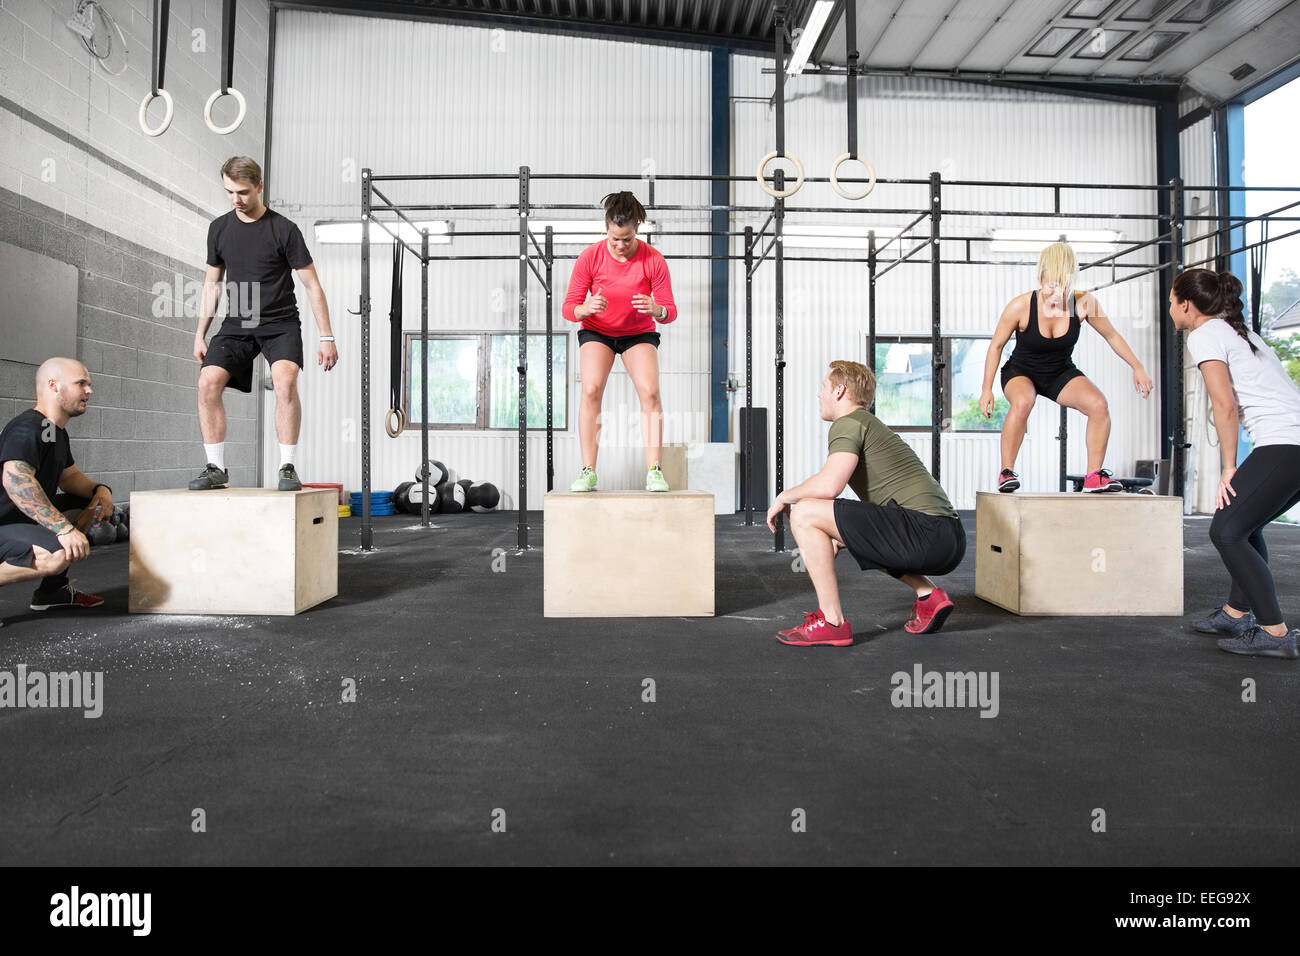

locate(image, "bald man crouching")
[[0, 358, 107, 627]]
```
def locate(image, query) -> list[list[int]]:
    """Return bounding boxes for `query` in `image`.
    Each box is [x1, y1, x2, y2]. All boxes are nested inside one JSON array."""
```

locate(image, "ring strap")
[[221, 0, 236, 94], [389, 240, 404, 430], [151, 0, 170, 95]]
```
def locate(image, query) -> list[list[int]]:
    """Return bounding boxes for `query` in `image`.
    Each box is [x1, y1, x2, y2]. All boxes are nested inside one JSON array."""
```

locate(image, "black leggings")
[[1207, 444, 1300, 626]]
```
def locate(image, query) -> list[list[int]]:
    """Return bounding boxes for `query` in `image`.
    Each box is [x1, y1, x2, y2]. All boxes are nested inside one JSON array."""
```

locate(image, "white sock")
[[279, 444, 297, 468], [204, 443, 225, 470]]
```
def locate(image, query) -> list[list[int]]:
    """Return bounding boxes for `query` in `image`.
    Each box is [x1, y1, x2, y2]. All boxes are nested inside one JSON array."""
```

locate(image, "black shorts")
[[578, 329, 661, 354], [202, 323, 305, 393], [1000, 362, 1085, 403], [832, 499, 966, 578], [0, 522, 62, 568]]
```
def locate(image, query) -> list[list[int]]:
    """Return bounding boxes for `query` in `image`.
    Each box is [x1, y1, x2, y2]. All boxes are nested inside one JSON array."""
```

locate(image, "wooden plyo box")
[[975, 492, 1183, 616], [129, 488, 338, 616], [544, 490, 714, 617]]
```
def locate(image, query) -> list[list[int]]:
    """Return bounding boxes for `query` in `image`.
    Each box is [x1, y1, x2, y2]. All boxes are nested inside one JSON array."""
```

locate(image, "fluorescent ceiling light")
[[314, 220, 452, 245], [528, 220, 657, 245], [781, 224, 911, 250], [786, 0, 834, 76], [989, 228, 1124, 254]]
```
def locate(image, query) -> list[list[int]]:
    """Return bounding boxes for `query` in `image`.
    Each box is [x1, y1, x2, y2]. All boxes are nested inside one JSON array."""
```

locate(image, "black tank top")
[[1007, 290, 1081, 373]]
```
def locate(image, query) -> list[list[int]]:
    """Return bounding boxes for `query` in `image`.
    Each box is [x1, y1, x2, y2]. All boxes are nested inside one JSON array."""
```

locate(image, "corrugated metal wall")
[[1179, 115, 1221, 514], [730, 61, 1161, 508], [270, 11, 711, 505], [269, 15, 1165, 511]]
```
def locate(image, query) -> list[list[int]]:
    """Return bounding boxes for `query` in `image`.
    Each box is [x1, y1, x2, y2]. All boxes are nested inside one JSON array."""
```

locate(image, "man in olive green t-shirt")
[[766, 360, 966, 646]]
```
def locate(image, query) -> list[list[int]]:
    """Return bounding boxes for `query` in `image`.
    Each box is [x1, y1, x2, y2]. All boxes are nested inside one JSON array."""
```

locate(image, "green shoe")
[[188, 463, 229, 490], [278, 464, 302, 491], [570, 466, 597, 492], [646, 465, 669, 492]]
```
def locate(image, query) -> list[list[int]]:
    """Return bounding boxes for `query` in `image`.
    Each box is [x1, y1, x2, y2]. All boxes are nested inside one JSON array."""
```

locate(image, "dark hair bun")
[[602, 191, 646, 228]]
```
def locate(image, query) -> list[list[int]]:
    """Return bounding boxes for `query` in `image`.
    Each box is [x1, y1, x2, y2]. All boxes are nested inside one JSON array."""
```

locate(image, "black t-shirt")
[[0, 409, 74, 526], [206, 208, 313, 329]]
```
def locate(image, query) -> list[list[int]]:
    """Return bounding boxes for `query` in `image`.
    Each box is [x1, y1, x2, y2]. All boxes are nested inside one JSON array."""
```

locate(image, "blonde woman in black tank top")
[[978, 242, 1154, 493]]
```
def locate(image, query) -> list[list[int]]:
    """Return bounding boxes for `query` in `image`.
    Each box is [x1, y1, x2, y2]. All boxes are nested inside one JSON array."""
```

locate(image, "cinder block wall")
[[0, 0, 271, 495]]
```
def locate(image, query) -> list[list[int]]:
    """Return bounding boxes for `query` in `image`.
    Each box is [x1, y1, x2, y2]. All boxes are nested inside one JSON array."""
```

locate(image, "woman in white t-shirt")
[[1173, 268, 1300, 659]]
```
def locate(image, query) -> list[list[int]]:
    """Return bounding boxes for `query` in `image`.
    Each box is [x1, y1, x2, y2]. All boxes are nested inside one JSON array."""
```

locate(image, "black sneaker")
[[189, 463, 229, 490], [31, 583, 105, 611], [278, 464, 302, 491], [1191, 606, 1254, 636], [1217, 626, 1299, 659]]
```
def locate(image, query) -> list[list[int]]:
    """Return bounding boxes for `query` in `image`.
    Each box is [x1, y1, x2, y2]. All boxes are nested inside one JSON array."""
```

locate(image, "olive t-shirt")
[[827, 408, 956, 518]]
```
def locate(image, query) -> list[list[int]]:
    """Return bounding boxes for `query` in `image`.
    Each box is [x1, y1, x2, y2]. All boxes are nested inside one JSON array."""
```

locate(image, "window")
[[405, 332, 568, 430], [1064, 0, 1120, 18], [1071, 29, 1135, 59], [870, 337, 1013, 432], [488, 334, 568, 429], [1025, 27, 1085, 58], [948, 338, 1013, 431], [1116, 0, 1177, 20], [1119, 30, 1183, 61], [873, 338, 932, 429], [1168, 0, 1233, 24]]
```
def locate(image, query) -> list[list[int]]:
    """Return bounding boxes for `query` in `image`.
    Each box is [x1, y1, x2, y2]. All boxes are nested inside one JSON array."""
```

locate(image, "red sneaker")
[[905, 588, 954, 634], [997, 469, 1020, 493], [777, 609, 853, 647], [1081, 468, 1123, 492], [30, 583, 105, 611]]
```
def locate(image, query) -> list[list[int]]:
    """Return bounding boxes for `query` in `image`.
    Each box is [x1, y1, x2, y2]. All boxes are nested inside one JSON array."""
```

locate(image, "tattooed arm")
[[3, 460, 74, 533], [3, 461, 90, 561]]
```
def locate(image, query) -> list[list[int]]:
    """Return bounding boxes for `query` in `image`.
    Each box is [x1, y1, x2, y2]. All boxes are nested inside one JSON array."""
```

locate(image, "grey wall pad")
[[0, 240, 78, 366]]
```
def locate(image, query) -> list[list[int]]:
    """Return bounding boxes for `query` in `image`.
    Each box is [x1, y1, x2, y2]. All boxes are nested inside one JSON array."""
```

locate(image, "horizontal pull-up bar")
[[1183, 223, 1300, 272]]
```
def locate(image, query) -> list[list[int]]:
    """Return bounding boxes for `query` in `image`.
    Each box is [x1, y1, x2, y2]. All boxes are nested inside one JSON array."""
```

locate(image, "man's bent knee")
[[32, 546, 70, 575]]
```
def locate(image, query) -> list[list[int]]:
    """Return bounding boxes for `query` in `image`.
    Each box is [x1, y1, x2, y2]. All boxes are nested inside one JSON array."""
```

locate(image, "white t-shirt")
[[1186, 318, 1300, 446]]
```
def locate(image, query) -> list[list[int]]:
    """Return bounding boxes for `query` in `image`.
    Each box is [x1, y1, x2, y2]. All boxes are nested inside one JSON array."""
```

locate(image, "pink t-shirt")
[[561, 239, 678, 336]]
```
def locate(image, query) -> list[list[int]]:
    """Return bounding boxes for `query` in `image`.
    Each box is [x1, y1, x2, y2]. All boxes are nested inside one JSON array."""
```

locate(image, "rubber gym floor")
[[1, 510, 1297, 866]]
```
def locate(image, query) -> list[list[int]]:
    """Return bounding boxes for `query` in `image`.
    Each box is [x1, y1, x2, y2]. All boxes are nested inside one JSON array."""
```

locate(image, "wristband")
[[320, 336, 335, 342], [92, 483, 112, 497]]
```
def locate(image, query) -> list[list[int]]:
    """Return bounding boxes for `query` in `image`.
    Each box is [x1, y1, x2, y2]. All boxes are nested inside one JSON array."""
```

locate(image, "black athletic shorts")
[[832, 499, 966, 578], [1000, 361, 1085, 403], [202, 323, 305, 393], [0, 522, 62, 568], [578, 329, 661, 354]]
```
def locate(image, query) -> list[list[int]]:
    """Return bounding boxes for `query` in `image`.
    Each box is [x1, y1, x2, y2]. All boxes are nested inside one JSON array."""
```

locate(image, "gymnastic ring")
[[756, 151, 805, 199], [830, 152, 877, 201], [384, 407, 406, 438], [204, 87, 247, 135], [138, 89, 174, 137]]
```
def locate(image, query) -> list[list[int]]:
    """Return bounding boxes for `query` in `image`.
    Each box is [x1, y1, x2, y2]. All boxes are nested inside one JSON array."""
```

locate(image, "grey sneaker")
[[1217, 626, 1299, 659], [188, 463, 229, 490], [1191, 606, 1255, 635], [569, 466, 597, 492], [278, 464, 302, 491]]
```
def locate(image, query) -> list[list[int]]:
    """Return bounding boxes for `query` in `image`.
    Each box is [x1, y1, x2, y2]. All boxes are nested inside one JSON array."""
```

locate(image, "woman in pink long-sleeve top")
[[561, 191, 678, 492]]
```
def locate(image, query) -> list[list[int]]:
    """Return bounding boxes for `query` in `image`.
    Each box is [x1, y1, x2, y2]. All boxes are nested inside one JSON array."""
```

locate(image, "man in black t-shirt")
[[0, 358, 109, 627], [191, 156, 338, 492]]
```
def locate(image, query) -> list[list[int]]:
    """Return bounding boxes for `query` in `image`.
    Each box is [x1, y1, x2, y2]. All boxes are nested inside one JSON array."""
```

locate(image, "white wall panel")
[[1179, 115, 1221, 514], [270, 17, 1164, 513], [729, 61, 1163, 509], [270, 11, 711, 506]]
